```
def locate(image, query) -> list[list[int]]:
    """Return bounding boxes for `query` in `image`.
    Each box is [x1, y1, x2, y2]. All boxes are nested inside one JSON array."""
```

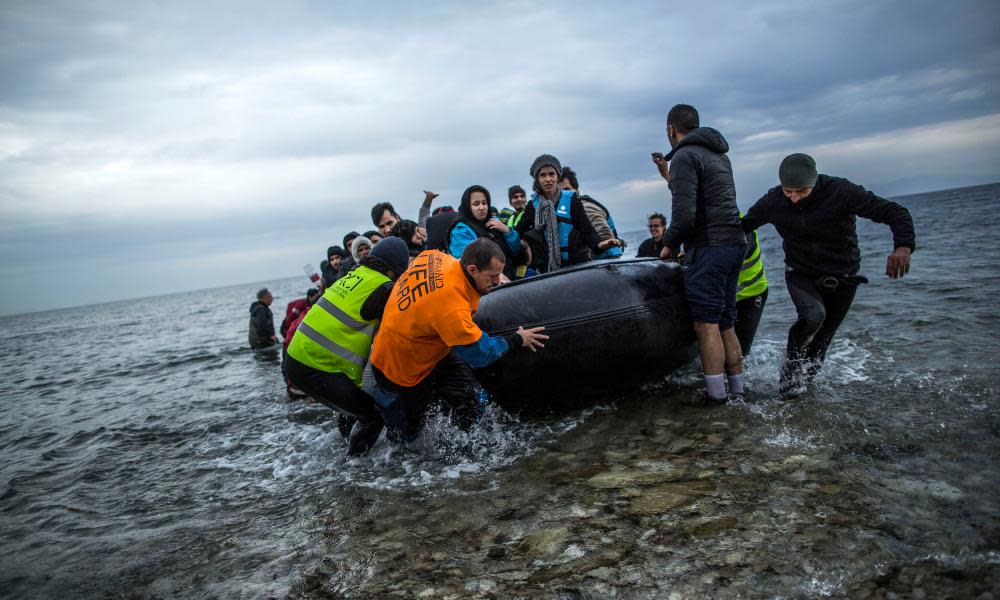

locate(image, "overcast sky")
[[1, 0, 998, 315]]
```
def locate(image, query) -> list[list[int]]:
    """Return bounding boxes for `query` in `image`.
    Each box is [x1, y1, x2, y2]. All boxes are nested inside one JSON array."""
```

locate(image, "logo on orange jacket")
[[394, 253, 447, 312]]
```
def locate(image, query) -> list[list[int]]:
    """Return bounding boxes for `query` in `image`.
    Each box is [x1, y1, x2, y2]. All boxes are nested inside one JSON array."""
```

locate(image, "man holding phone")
[[651, 104, 747, 404]]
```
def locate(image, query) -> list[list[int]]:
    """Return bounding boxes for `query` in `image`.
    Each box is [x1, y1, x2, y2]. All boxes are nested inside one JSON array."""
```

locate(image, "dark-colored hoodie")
[[248, 301, 275, 348], [662, 127, 745, 250], [742, 174, 915, 278]]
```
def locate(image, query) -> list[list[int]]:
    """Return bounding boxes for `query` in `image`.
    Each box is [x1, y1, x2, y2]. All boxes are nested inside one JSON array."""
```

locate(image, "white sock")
[[728, 373, 745, 396], [704, 373, 726, 400]]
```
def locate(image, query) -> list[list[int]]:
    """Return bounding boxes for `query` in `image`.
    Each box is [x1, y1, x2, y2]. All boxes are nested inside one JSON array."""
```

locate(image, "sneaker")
[[693, 390, 728, 405]]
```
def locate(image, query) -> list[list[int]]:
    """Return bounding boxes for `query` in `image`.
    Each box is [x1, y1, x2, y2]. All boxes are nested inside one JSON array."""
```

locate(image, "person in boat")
[[284, 237, 411, 455], [322, 246, 346, 288], [350, 235, 373, 267], [390, 219, 426, 258], [558, 166, 624, 260], [447, 185, 525, 280], [651, 103, 746, 403], [734, 226, 768, 357], [338, 231, 362, 278], [281, 288, 320, 339], [369, 239, 548, 440], [741, 153, 915, 397], [425, 206, 458, 252], [501, 185, 528, 227], [372, 202, 401, 238], [248, 288, 278, 349], [637, 213, 668, 258], [514, 154, 622, 273]]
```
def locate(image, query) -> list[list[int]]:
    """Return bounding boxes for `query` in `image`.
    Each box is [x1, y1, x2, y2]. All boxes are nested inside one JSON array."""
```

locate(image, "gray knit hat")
[[530, 154, 562, 179], [779, 153, 818, 188]]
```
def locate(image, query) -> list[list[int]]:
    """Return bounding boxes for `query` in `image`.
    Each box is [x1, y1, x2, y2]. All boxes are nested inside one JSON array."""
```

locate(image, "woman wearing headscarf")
[[447, 185, 524, 278], [515, 154, 622, 273]]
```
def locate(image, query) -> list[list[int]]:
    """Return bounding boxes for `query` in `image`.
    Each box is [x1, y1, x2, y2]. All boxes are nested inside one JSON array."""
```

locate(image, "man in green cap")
[[741, 153, 915, 397]]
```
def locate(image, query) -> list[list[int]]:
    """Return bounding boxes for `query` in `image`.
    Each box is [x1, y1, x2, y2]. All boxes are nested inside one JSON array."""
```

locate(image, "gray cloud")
[[1, 0, 998, 315]]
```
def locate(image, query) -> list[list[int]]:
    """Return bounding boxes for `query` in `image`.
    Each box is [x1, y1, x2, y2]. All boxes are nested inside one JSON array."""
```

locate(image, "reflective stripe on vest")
[[737, 229, 768, 300], [532, 190, 575, 261], [287, 265, 390, 385]]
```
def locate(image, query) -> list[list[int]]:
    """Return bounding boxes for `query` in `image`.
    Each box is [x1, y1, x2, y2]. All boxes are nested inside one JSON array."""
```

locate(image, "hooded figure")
[[351, 235, 373, 264], [447, 185, 522, 278], [338, 231, 361, 278]]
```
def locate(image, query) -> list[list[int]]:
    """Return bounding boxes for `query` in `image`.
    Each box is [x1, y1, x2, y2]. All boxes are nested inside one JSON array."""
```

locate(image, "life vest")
[[737, 229, 768, 301], [582, 195, 623, 259], [508, 209, 525, 230], [531, 190, 575, 262], [286, 265, 390, 386]]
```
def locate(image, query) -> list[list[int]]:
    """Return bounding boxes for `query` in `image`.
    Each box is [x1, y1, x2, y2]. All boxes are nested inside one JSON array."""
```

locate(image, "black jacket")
[[248, 301, 275, 347], [742, 175, 916, 277], [637, 237, 667, 258], [663, 127, 744, 250]]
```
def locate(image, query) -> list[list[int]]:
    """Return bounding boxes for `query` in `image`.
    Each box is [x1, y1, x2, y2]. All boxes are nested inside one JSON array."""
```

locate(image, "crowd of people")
[[248, 103, 916, 455]]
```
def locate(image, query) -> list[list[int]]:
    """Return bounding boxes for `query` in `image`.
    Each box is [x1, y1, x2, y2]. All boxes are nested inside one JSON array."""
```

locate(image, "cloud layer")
[[1, 1, 998, 314]]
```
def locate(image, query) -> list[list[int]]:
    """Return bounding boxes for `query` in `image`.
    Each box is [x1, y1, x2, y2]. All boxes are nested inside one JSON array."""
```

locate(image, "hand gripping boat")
[[473, 258, 698, 411]]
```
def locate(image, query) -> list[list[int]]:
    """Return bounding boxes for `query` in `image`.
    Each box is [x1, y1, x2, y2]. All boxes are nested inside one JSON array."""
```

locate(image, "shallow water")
[[1, 183, 999, 598]]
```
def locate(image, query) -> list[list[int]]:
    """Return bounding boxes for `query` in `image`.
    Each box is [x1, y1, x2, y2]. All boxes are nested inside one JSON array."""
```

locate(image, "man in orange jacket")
[[369, 238, 547, 439]]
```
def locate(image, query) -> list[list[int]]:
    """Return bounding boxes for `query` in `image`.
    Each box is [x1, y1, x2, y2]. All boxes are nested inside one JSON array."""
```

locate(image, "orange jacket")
[[370, 250, 484, 386]]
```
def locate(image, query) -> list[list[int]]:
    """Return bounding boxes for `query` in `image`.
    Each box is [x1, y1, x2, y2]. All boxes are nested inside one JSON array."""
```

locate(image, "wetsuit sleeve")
[[418, 203, 430, 229], [846, 183, 916, 251], [741, 192, 772, 233], [451, 331, 511, 369], [359, 281, 394, 321], [448, 222, 478, 259], [570, 196, 604, 252], [663, 151, 698, 249]]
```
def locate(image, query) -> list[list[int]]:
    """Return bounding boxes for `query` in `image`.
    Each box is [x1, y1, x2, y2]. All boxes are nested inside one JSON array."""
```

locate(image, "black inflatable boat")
[[474, 258, 697, 410]]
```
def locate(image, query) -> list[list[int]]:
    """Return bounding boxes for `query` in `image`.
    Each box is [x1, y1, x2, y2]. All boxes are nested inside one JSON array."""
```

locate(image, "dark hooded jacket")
[[742, 174, 916, 278], [248, 301, 275, 348], [425, 211, 458, 252], [662, 127, 745, 250]]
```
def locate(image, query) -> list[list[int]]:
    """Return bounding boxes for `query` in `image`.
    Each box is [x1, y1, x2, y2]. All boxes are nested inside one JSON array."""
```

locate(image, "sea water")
[[1, 184, 998, 598]]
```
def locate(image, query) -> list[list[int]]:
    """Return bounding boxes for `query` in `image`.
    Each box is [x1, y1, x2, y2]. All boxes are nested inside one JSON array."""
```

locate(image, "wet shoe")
[[347, 420, 384, 456], [336, 412, 357, 439], [728, 392, 746, 404], [692, 390, 728, 405]]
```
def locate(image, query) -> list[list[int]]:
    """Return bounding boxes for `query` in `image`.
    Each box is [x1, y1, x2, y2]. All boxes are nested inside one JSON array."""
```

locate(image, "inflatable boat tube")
[[474, 258, 697, 410]]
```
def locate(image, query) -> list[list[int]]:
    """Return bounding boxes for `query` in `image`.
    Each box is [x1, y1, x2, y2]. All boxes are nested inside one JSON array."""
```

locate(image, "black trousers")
[[372, 352, 483, 439], [781, 269, 858, 389], [734, 288, 768, 357], [283, 354, 382, 426]]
